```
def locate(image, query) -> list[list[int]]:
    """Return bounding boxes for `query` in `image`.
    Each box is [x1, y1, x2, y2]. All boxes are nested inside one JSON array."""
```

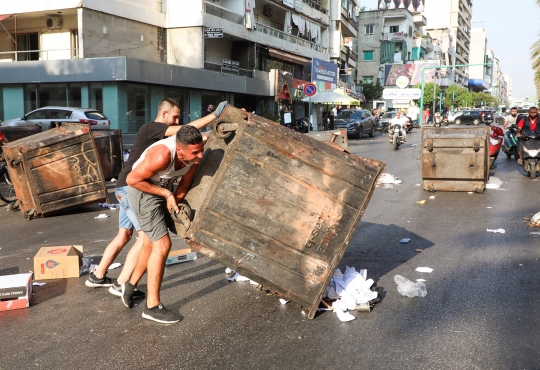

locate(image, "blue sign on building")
[[311, 58, 338, 85]]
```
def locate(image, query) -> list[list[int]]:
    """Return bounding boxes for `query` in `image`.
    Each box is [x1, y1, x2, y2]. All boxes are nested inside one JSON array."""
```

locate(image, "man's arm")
[[173, 163, 199, 202], [126, 145, 180, 213], [164, 101, 229, 136]]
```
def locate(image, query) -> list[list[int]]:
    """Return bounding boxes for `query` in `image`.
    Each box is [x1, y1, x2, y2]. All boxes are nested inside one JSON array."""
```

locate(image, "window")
[[365, 25, 374, 35], [16, 33, 39, 61], [363, 76, 373, 84], [350, 111, 362, 119], [26, 109, 48, 120], [48, 109, 72, 119], [409, 26, 413, 35], [363, 51, 374, 61], [390, 26, 399, 33]]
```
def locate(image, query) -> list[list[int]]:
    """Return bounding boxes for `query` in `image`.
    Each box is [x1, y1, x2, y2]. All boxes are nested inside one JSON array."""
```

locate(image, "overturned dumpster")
[[422, 127, 489, 193], [2, 123, 109, 219], [175, 107, 386, 319], [92, 129, 124, 180]]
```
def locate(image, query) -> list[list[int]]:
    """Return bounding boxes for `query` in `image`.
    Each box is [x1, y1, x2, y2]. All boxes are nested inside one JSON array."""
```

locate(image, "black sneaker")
[[121, 282, 136, 308], [142, 303, 180, 324], [85, 273, 115, 288], [109, 281, 145, 299]]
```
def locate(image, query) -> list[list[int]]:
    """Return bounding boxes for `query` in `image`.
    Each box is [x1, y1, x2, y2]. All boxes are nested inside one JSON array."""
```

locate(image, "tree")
[[418, 82, 443, 110], [360, 80, 384, 102], [443, 84, 472, 109], [470, 92, 497, 107]]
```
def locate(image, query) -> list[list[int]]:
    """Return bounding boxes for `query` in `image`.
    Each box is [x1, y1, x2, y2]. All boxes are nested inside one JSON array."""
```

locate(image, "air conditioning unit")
[[46, 17, 62, 30], [263, 6, 273, 17]]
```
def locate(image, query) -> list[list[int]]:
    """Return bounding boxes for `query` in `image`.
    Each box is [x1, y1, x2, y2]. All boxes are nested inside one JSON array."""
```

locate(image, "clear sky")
[[362, 0, 540, 100]]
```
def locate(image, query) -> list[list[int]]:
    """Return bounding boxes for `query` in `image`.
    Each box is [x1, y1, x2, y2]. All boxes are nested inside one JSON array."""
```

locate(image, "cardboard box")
[[0, 273, 33, 311], [34, 245, 84, 280], [166, 249, 197, 266]]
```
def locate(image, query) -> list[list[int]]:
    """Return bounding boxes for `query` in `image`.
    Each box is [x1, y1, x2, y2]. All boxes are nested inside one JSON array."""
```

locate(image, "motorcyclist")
[[389, 111, 408, 143], [503, 107, 519, 147], [516, 107, 539, 138]]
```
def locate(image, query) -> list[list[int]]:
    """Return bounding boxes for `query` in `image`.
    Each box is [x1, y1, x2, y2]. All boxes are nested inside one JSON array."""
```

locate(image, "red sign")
[[304, 83, 317, 97]]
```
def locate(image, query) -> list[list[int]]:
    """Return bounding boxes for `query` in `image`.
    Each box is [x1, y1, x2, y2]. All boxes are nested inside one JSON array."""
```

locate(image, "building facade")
[[0, 0, 351, 132]]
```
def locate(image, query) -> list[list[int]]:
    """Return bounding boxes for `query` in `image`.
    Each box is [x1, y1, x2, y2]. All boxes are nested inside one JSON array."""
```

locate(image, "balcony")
[[413, 14, 426, 27], [302, 0, 329, 15], [203, 61, 254, 78], [0, 48, 79, 62], [205, 1, 243, 25], [256, 23, 327, 53]]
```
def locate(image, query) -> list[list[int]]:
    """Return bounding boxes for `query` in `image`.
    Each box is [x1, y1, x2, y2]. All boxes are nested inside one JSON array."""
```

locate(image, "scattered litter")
[[90, 264, 98, 273], [108, 263, 121, 270], [486, 177, 503, 189], [279, 298, 290, 305], [225, 267, 232, 274], [487, 228, 505, 234], [487, 207, 493, 209], [533, 212, 540, 224], [429, 196, 435, 199], [468, 192, 473, 194], [379, 183, 394, 189], [376, 173, 402, 186], [415, 184, 421, 187], [416, 279, 426, 282], [94, 213, 109, 219], [99, 203, 120, 210], [414, 249, 423, 253], [400, 238, 411, 244], [416, 200, 426, 205], [226, 271, 253, 283], [110, 178, 117, 183], [415, 267, 433, 273], [32, 282, 46, 286], [394, 275, 427, 298], [301, 310, 306, 315], [411, 144, 418, 147], [524, 213, 540, 227], [530, 232, 540, 238], [519, 264, 523, 267]]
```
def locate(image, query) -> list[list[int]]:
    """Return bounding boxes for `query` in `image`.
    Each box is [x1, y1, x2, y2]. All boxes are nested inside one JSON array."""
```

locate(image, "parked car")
[[454, 110, 494, 125], [378, 111, 397, 131], [333, 109, 376, 139], [0, 107, 111, 131], [448, 110, 471, 123]]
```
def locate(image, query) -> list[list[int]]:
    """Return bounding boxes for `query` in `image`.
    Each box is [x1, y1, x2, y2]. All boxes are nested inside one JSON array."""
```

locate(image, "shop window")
[[165, 88, 189, 125], [363, 51, 374, 61], [68, 84, 81, 107], [201, 91, 225, 118], [89, 83, 103, 112], [126, 84, 149, 133], [390, 26, 399, 33], [363, 76, 373, 84]]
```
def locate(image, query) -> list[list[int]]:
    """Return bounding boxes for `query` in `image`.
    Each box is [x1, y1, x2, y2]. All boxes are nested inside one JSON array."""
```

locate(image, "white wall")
[[167, 27, 203, 68], [423, 0, 451, 29], [166, 0, 203, 27], [40, 32, 72, 59]]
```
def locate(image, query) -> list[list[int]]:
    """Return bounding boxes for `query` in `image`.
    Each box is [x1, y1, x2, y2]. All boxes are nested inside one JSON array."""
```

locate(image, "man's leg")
[[145, 234, 172, 308], [116, 230, 144, 285]]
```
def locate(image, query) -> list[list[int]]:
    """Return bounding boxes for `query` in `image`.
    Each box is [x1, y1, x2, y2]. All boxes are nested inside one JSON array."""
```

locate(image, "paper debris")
[[533, 212, 540, 224], [486, 177, 503, 189], [415, 184, 421, 187], [279, 298, 290, 305], [416, 267, 433, 273], [411, 144, 418, 147], [416, 279, 426, 282], [416, 200, 426, 205], [225, 267, 232, 274], [468, 192, 473, 194], [429, 196, 435, 199], [414, 249, 423, 253], [530, 232, 540, 238], [400, 238, 411, 244], [487, 207, 493, 209], [94, 213, 109, 219], [108, 263, 121, 270], [111, 178, 117, 182], [487, 228, 505, 234], [376, 173, 402, 185], [32, 282, 46, 286]]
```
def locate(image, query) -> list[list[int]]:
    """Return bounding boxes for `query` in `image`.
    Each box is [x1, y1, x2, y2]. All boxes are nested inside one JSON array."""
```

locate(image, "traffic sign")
[[304, 83, 316, 97]]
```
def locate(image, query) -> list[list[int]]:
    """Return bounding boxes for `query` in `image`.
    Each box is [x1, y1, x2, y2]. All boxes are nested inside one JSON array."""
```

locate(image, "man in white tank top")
[[126, 125, 204, 324]]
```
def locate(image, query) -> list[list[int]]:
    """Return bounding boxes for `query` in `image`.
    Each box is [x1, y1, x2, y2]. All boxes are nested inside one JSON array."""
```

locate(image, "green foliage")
[[471, 92, 498, 107], [444, 84, 472, 108], [360, 80, 384, 102], [418, 82, 443, 109]]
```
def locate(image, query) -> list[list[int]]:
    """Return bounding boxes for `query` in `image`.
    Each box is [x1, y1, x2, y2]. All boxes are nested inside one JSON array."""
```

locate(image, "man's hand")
[[212, 101, 229, 118], [167, 193, 179, 214]]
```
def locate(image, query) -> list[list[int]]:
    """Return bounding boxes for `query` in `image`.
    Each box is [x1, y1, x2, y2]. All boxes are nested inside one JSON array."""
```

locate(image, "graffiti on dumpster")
[[304, 205, 342, 253]]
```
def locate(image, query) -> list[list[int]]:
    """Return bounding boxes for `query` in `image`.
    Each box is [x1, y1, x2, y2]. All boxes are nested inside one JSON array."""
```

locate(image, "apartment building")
[[0, 0, 338, 132], [468, 27, 490, 92], [423, 0, 473, 86], [503, 74, 513, 105]]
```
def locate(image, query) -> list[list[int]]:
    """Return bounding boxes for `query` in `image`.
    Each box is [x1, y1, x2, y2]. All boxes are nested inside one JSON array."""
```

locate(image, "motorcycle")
[[501, 124, 519, 159], [489, 125, 504, 169], [389, 124, 404, 150], [434, 114, 449, 128], [517, 129, 540, 179], [0, 153, 16, 203]]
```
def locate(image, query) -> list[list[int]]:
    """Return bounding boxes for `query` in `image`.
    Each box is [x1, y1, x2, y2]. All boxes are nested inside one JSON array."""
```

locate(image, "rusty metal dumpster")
[[178, 107, 386, 319], [304, 129, 348, 151], [2, 123, 109, 219], [422, 127, 489, 193], [0, 126, 41, 142], [92, 129, 123, 180]]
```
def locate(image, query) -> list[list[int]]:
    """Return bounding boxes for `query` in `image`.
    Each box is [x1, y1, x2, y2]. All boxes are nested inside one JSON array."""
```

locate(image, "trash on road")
[[487, 228, 505, 234], [415, 267, 433, 273], [34, 245, 85, 280], [416, 200, 426, 205], [110, 178, 117, 182], [279, 298, 290, 305], [486, 177, 503, 189], [108, 263, 122, 270], [530, 232, 540, 238], [415, 184, 421, 187], [94, 213, 109, 219], [416, 279, 426, 282], [400, 238, 411, 244], [32, 282, 46, 286], [99, 203, 120, 210], [166, 249, 197, 265], [0, 273, 33, 311], [376, 173, 402, 186], [532, 212, 540, 224], [487, 207, 493, 209], [429, 196, 435, 199], [394, 275, 427, 298], [415, 249, 423, 253]]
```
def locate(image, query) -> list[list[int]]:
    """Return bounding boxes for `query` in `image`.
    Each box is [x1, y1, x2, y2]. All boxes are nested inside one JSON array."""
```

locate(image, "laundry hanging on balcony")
[[244, 0, 256, 30]]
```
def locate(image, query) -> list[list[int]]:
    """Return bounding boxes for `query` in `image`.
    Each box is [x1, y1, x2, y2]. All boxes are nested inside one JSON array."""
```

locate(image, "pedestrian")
[[330, 105, 337, 130], [423, 107, 430, 124], [125, 125, 204, 323], [202, 104, 215, 117], [279, 104, 287, 125], [85, 98, 228, 298]]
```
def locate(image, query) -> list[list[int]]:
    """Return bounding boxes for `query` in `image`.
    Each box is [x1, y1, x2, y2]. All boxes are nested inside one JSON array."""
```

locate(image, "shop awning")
[[0, 14, 12, 22], [268, 47, 309, 66]]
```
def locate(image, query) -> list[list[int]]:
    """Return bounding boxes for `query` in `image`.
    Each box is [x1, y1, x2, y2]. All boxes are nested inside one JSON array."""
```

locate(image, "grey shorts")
[[127, 186, 176, 242]]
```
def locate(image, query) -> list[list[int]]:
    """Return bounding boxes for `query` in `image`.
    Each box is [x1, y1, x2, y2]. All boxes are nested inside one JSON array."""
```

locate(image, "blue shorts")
[[115, 186, 141, 231]]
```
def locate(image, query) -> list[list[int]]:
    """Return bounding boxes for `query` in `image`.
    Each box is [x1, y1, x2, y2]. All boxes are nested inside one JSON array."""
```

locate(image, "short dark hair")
[[529, 107, 538, 112], [511, 107, 518, 110], [158, 98, 179, 114], [176, 125, 202, 147]]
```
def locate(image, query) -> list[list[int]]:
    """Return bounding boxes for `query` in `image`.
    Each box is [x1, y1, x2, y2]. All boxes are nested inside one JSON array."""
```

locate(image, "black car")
[[333, 109, 376, 139], [454, 110, 494, 125]]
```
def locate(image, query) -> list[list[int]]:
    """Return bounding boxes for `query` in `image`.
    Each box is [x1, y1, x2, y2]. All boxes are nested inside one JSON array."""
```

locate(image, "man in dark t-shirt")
[[86, 98, 228, 299]]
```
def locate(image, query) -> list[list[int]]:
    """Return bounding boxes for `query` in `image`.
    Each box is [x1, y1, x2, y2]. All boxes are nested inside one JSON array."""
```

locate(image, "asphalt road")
[[1, 125, 539, 369]]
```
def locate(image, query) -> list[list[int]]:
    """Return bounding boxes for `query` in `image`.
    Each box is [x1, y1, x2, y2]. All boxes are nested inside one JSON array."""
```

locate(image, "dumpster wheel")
[[213, 119, 234, 139], [171, 202, 192, 238]]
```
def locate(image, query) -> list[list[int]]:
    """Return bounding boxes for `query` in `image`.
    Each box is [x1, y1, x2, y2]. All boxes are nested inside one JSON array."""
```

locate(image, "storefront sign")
[[204, 28, 223, 38], [384, 62, 439, 86], [221, 59, 239, 73], [283, 0, 294, 7], [311, 58, 338, 85], [393, 99, 411, 104], [396, 76, 410, 89], [383, 88, 421, 100]]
